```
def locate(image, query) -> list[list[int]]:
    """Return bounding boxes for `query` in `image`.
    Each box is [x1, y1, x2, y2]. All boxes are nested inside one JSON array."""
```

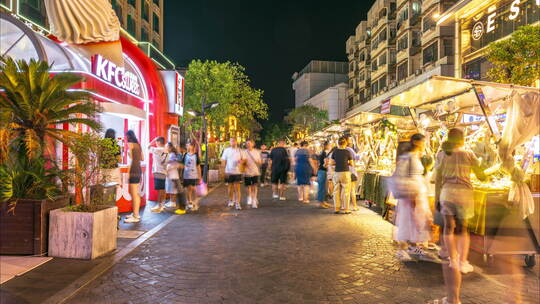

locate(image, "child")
[[165, 142, 181, 209], [182, 142, 201, 211]]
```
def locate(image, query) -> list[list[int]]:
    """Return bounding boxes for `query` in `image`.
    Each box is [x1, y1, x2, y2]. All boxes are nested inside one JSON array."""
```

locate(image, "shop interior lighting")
[[433, 12, 441, 19]]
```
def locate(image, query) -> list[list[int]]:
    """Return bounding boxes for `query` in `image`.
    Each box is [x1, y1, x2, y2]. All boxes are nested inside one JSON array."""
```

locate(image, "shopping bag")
[[196, 182, 208, 197]]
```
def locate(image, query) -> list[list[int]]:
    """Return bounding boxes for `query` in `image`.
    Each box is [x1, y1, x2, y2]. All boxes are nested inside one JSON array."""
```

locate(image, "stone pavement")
[[65, 185, 538, 304]]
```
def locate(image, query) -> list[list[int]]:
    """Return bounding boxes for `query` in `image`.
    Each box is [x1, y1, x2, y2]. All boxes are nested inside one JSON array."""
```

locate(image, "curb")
[[44, 183, 223, 304]]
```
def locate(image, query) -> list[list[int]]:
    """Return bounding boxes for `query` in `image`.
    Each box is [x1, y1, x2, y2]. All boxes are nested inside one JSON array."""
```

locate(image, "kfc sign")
[[91, 55, 141, 95], [176, 73, 184, 115]]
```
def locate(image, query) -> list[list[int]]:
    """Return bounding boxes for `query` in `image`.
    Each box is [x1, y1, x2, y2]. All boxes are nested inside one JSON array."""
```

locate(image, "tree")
[[261, 122, 291, 146], [485, 24, 540, 86], [183, 60, 268, 144], [284, 105, 329, 140], [0, 57, 100, 161]]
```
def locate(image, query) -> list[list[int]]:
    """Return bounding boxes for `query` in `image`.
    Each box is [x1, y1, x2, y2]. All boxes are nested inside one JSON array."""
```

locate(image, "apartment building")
[[345, 0, 461, 116], [111, 0, 164, 52], [292, 60, 348, 108]]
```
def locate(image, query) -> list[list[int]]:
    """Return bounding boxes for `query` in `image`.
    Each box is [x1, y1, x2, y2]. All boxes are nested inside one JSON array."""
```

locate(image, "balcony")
[[397, 47, 408, 64], [422, 0, 441, 13], [371, 13, 395, 35], [421, 24, 454, 47], [371, 63, 390, 80], [347, 88, 355, 97]]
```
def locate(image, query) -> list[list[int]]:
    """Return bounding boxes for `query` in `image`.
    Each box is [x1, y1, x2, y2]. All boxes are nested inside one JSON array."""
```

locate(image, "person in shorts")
[[242, 139, 262, 208], [269, 140, 290, 200], [164, 142, 181, 209], [182, 142, 201, 211], [221, 137, 245, 210], [148, 136, 167, 212], [260, 144, 270, 186]]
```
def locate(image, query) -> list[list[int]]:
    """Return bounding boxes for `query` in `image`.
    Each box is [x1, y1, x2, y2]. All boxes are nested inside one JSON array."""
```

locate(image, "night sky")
[[164, 0, 375, 121]]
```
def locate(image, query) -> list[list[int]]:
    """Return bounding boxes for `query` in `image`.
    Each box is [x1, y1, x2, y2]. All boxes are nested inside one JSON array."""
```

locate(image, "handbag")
[[196, 182, 208, 196]]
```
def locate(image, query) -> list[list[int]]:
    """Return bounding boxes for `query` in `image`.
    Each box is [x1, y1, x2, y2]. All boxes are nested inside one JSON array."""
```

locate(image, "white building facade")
[[304, 83, 348, 121]]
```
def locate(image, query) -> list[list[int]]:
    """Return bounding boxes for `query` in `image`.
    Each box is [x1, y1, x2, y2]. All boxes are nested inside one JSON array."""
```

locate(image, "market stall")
[[391, 75, 540, 266]]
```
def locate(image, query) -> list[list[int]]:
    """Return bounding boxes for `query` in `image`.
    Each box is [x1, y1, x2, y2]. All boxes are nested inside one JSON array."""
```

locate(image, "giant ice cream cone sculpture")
[[45, 0, 124, 66]]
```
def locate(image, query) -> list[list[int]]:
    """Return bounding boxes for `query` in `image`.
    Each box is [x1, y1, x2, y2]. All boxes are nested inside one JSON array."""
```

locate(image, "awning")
[[101, 103, 146, 120]]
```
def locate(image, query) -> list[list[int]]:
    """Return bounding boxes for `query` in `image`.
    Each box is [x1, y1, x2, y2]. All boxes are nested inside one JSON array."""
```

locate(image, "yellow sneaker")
[[174, 209, 186, 215]]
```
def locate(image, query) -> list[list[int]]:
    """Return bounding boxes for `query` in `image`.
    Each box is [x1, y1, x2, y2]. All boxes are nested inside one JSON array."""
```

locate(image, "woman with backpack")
[[392, 134, 439, 263]]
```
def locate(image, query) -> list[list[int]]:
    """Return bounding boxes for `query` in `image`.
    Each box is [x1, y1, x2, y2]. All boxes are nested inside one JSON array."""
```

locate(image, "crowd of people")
[[112, 128, 513, 304]]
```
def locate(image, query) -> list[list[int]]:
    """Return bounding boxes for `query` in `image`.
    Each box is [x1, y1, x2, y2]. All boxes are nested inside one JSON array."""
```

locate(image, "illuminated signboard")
[[175, 73, 184, 116], [464, 0, 539, 49], [91, 54, 141, 96]]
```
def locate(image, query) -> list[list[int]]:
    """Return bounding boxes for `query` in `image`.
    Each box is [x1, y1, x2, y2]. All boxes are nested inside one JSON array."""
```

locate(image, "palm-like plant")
[[0, 57, 101, 161], [0, 57, 101, 203]]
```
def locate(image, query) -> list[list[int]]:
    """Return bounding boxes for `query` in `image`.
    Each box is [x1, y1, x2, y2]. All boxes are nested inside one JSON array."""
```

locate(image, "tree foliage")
[[485, 25, 540, 86], [261, 122, 291, 146], [284, 105, 329, 140], [184, 60, 268, 142]]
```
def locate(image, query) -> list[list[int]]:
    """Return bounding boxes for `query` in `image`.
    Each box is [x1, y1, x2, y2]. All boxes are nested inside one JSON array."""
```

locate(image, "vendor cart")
[[391, 75, 540, 267]]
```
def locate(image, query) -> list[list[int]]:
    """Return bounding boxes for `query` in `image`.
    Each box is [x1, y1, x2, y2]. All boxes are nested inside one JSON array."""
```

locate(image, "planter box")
[[0, 196, 69, 255], [49, 206, 118, 259]]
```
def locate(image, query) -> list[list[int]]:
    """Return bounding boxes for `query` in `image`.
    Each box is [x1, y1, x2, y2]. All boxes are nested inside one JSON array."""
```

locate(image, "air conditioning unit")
[[415, 69, 422, 76]]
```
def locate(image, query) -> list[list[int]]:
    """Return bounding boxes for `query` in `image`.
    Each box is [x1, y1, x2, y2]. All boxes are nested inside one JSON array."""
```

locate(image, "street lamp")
[[186, 99, 219, 184]]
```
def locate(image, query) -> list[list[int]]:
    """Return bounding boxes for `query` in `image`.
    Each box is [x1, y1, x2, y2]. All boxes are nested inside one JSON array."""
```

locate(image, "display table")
[[361, 172, 391, 212], [469, 189, 539, 266]]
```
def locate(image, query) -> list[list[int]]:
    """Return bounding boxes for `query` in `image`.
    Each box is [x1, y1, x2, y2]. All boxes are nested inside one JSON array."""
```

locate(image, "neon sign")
[[91, 55, 141, 95]]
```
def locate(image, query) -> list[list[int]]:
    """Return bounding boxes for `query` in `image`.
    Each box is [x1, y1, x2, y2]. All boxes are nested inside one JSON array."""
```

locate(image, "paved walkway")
[[66, 185, 539, 304]]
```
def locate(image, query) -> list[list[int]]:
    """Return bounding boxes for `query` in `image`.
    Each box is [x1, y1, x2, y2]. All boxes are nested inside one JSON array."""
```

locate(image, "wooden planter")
[[0, 196, 69, 255], [49, 206, 118, 259]]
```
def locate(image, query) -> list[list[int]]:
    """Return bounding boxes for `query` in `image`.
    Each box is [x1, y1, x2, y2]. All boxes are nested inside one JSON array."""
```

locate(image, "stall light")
[[433, 12, 440, 19]]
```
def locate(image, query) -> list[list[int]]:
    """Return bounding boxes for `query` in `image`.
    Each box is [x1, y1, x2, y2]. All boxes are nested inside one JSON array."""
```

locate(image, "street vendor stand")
[[391, 75, 540, 267], [342, 112, 416, 214]]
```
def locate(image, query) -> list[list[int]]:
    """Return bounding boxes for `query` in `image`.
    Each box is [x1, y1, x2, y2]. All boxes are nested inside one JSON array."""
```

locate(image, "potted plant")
[[48, 133, 120, 260], [0, 57, 100, 255]]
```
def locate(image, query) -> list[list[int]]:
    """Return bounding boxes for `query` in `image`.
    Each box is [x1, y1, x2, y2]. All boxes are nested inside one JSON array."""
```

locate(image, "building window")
[[398, 35, 408, 52], [142, 1, 149, 21], [412, 2, 421, 16], [397, 6, 408, 29], [379, 52, 387, 66], [423, 15, 435, 32], [128, 0, 136, 7], [153, 0, 159, 6], [127, 14, 136, 36], [443, 39, 453, 57], [379, 28, 387, 41], [111, 0, 122, 20], [423, 41, 438, 65], [19, 0, 47, 27], [372, 61, 378, 71], [412, 31, 421, 47], [153, 13, 160, 34], [371, 81, 379, 95], [397, 61, 408, 81], [379, 76, 387, 90], [141, 28, 149, 41]]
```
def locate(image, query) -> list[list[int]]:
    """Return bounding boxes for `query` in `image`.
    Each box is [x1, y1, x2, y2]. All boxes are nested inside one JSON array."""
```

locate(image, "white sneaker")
[[164, 201, 177, 209], [124, 216, 140, 223], [227, 200, 234, 207], [187, 203, 194, 210], [151, 206, 164, 213], [235, 202, 242, 210], [272, 194, 279, 199], [279, 196, 286, 201], [396, 249, 414, 262], [247, 197, 252, 206], [252, 198, 258, 208], [460, 261, 474, 274]]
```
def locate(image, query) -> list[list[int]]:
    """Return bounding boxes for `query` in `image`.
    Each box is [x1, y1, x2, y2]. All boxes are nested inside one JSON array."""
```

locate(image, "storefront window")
[[423, 41, 438, 65], [1, 0, 10, 8], [128, 0, 136, 7], [142, 1, 149, 22], [153, 13, 159, 34]]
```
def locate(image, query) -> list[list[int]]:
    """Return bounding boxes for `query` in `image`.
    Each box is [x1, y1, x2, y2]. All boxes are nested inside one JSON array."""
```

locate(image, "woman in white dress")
[[394, 134, 439, 262]]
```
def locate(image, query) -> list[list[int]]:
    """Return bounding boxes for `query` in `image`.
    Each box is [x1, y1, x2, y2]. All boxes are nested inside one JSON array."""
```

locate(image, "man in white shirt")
[[221, 137, 245, 210], [243, 139, 262, 208], [148, 136, 167, 212]]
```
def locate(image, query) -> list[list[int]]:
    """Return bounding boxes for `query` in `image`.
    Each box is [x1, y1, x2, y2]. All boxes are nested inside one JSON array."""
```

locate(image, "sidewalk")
[[0, 184, 219, 304]]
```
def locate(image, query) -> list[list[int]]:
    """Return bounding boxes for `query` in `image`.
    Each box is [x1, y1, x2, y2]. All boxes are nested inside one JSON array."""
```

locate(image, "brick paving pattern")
[[67, 185, 539, 304]]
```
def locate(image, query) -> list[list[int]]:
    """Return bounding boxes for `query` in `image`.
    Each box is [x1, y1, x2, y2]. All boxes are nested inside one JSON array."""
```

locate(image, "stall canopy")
[[343, 111, 416, 131]]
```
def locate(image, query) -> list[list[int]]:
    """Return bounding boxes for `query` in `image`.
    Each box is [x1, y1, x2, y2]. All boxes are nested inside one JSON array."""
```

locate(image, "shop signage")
[[468, 0, 539, 42], [91, 54, 141, 96], [381, 99, 391, 114], [175, 73, 184, 115]]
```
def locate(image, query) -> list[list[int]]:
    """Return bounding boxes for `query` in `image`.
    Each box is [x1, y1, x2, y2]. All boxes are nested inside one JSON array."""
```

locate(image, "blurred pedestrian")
[[163, 142, 181, 210], [294, 141, 313, 203], [260, 144, 270, 186], [221, 137, 245, 210], [269, 140, 290, 200], [182, 141, 201, 211], [243, 139, 262, 208], [346, 137, 360, 211], [148, 136, 167, 212], [392, 134, 439, 263], [317, 141, 332, 209], [434, 128, 487, 304], [330, 137, 353, 214], [124, 130, 143, 223]]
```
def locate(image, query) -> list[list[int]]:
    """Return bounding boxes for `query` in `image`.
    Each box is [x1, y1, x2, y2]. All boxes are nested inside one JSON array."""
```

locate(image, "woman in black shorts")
[[125, 130, 143, 223]]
